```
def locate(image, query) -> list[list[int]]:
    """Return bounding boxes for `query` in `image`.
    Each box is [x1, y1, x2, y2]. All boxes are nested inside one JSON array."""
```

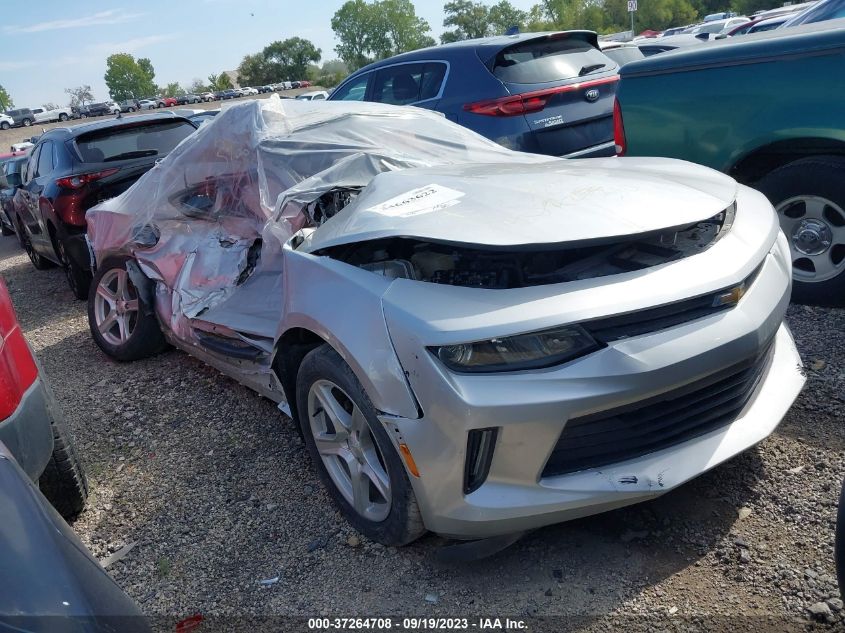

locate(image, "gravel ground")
[[0, 89, 320, 151], [1, 234, 843, 633]]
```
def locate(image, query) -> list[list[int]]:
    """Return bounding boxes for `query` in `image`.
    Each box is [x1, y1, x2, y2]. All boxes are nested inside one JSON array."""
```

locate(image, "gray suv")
[[5, 108, 35, 128]]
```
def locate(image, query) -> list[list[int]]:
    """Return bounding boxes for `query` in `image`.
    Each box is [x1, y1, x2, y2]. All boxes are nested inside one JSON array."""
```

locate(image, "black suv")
[[11, 113, 197, 298], [5, 109, 35, 128], [79, 102, 118, 118]]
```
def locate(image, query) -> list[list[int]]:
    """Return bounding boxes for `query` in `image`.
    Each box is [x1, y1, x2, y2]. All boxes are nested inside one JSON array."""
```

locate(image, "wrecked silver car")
[[85, 96, 804, 547]]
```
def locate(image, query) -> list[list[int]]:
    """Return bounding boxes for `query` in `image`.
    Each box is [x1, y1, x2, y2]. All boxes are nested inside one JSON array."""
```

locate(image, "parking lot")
[[2, 220, 843, 630], [0, 90, 319, 152]]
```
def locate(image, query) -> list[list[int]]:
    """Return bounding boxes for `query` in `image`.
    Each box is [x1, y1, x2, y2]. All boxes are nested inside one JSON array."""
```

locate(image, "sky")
[[0, 0, 539, 108]]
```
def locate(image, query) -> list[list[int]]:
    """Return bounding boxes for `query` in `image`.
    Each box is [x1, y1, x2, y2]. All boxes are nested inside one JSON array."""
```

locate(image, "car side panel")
[[618, 45, 845, 171]]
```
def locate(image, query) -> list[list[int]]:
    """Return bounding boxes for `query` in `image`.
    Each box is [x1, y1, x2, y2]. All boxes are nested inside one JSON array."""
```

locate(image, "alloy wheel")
[[777, 195, 845, 283], [93, 268, 140, 345], [307, 379, 391, 522]]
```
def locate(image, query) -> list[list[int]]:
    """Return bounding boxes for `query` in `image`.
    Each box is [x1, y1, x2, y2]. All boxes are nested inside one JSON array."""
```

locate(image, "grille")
[[586, 262, 761, 343], [541, 341, 775, 478]]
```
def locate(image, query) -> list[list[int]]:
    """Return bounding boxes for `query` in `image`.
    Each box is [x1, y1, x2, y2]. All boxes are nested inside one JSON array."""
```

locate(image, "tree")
[[188, 78, 208, 94], [332, 0, 379, 71], [332, 0, 434, 70], [209, 73, 234, 90], [442, 0, 491, 42], [488, 0, 527, 33], [238, 52, 274, 86], [160, 82, 184, 98], [104, 53, 157, 101], [42, 102, 60, 111], [0, 85, 13, 111], [263, 37, 322, 81], [376, 0, 436, 57], [64, 85, 94, 109]]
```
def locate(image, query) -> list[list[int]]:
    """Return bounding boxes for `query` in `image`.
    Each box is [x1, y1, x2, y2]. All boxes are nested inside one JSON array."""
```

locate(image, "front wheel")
[[0, 122, 9, 130], [22, 118, 32, 127], [88, 256, 168, 361], [128, 107, 135, 112], [296, 345, 425, 546], [58, 113, 68, 121], [757, 156, 845, 307]]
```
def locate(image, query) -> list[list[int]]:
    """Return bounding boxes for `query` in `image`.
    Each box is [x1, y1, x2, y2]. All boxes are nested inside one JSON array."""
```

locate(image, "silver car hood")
[[300, 157, 737, 252]]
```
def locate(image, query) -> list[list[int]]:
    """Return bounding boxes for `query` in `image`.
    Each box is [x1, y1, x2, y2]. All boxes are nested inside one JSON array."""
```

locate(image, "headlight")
[[431, 325, 603, 373]]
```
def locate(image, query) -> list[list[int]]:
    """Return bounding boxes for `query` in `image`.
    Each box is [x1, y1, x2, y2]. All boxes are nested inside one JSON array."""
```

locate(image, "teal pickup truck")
[[615, 20, 845, 305]]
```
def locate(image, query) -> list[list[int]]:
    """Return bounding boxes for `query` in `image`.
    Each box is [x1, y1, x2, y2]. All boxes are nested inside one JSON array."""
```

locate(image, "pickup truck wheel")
[[55, 235, 91, 300], [88, 256, 168, 361], [296, 345, 426, 547], [58, 113, 68, 121], [757, 156, 845, 307], [39, 413, 88, 520]]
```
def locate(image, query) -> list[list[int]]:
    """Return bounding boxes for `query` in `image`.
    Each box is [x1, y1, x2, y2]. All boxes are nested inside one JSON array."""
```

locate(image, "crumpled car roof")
[[87, 95, 548, 256]]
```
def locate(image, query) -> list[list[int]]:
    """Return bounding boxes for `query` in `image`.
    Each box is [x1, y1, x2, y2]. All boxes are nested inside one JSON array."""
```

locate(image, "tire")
[[22, 118, 32, 127], [836, 477, 845, 602], [55, 234, 91, 300], [17, 217, 54, 270], [756, 156, 845, 307], [0, 121, 9, 130], [296, 345, 425, 546], [39, 412, 88, 520], [1, 221, 13, 236], [58, 113, 68, 121], [128, 107, 135, 112], [157, 103, 163, 108], [88, 256, 168, 361]]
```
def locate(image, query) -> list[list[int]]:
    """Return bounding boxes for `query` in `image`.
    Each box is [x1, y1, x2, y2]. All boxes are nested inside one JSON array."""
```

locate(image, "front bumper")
[[0, 377, 56, 482], [381, 237, 804, 539]]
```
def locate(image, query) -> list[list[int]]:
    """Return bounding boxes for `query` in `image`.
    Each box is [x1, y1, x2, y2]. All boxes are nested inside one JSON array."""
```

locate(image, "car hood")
[[300, 157, 738, 252]]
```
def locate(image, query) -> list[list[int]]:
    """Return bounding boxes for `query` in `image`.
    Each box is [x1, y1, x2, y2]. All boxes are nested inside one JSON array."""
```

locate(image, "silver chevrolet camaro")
[[85, 97, 805, 548]]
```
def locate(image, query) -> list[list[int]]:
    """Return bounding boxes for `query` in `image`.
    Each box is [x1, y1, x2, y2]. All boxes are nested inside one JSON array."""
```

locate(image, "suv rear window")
[[74, 120, 196, 163], [492, 36, 612, 84]]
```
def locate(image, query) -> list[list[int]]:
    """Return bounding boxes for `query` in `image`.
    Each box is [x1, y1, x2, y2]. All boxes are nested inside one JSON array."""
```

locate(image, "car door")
[[18, 141, 55, 253]]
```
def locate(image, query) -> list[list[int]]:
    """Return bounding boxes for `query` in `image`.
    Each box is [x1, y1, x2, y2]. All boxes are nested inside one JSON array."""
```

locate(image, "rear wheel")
[[17, 218, 53, 270], [39, 413, 88, 520], [58, 113, 68, 121], [757, 156, 845, 306], [128, 107, 135, 112], [55, 235, 91, 300], [22, 118, 32, 127], [296, 345, 425, 546], [88, 256, 168, 361], [0, 122, 9, 130]]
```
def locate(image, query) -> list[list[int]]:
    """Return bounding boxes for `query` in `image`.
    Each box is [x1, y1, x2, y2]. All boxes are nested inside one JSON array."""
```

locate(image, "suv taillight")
[[613, 98, 626, 156], [464, 75, 619, 117], [56, 167, 120, 190], [0, 280, 38, 420]]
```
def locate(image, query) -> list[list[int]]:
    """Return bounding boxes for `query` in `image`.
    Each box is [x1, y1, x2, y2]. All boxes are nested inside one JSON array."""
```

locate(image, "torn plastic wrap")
[[86, 96, 551, 360]]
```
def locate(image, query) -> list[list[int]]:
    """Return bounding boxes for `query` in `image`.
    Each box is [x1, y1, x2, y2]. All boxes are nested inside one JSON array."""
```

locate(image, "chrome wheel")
[[307, 379, 391, 522], [777, 195, 845, 284], [93, 268, 139, 346]]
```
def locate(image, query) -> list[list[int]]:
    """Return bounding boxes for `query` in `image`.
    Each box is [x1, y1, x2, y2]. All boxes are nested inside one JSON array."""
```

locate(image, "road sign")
[[628, 0, 637, 10]]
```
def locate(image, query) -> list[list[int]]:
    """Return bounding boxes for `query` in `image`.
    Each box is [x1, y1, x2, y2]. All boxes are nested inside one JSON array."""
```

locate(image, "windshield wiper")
[[578, 63, 606, 76], [104, 149, 158, 162]]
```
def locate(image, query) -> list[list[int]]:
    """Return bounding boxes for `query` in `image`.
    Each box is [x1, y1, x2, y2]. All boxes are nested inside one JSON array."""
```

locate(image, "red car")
[[0, 278, 87, 517], [156, 97, 178, 108]]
